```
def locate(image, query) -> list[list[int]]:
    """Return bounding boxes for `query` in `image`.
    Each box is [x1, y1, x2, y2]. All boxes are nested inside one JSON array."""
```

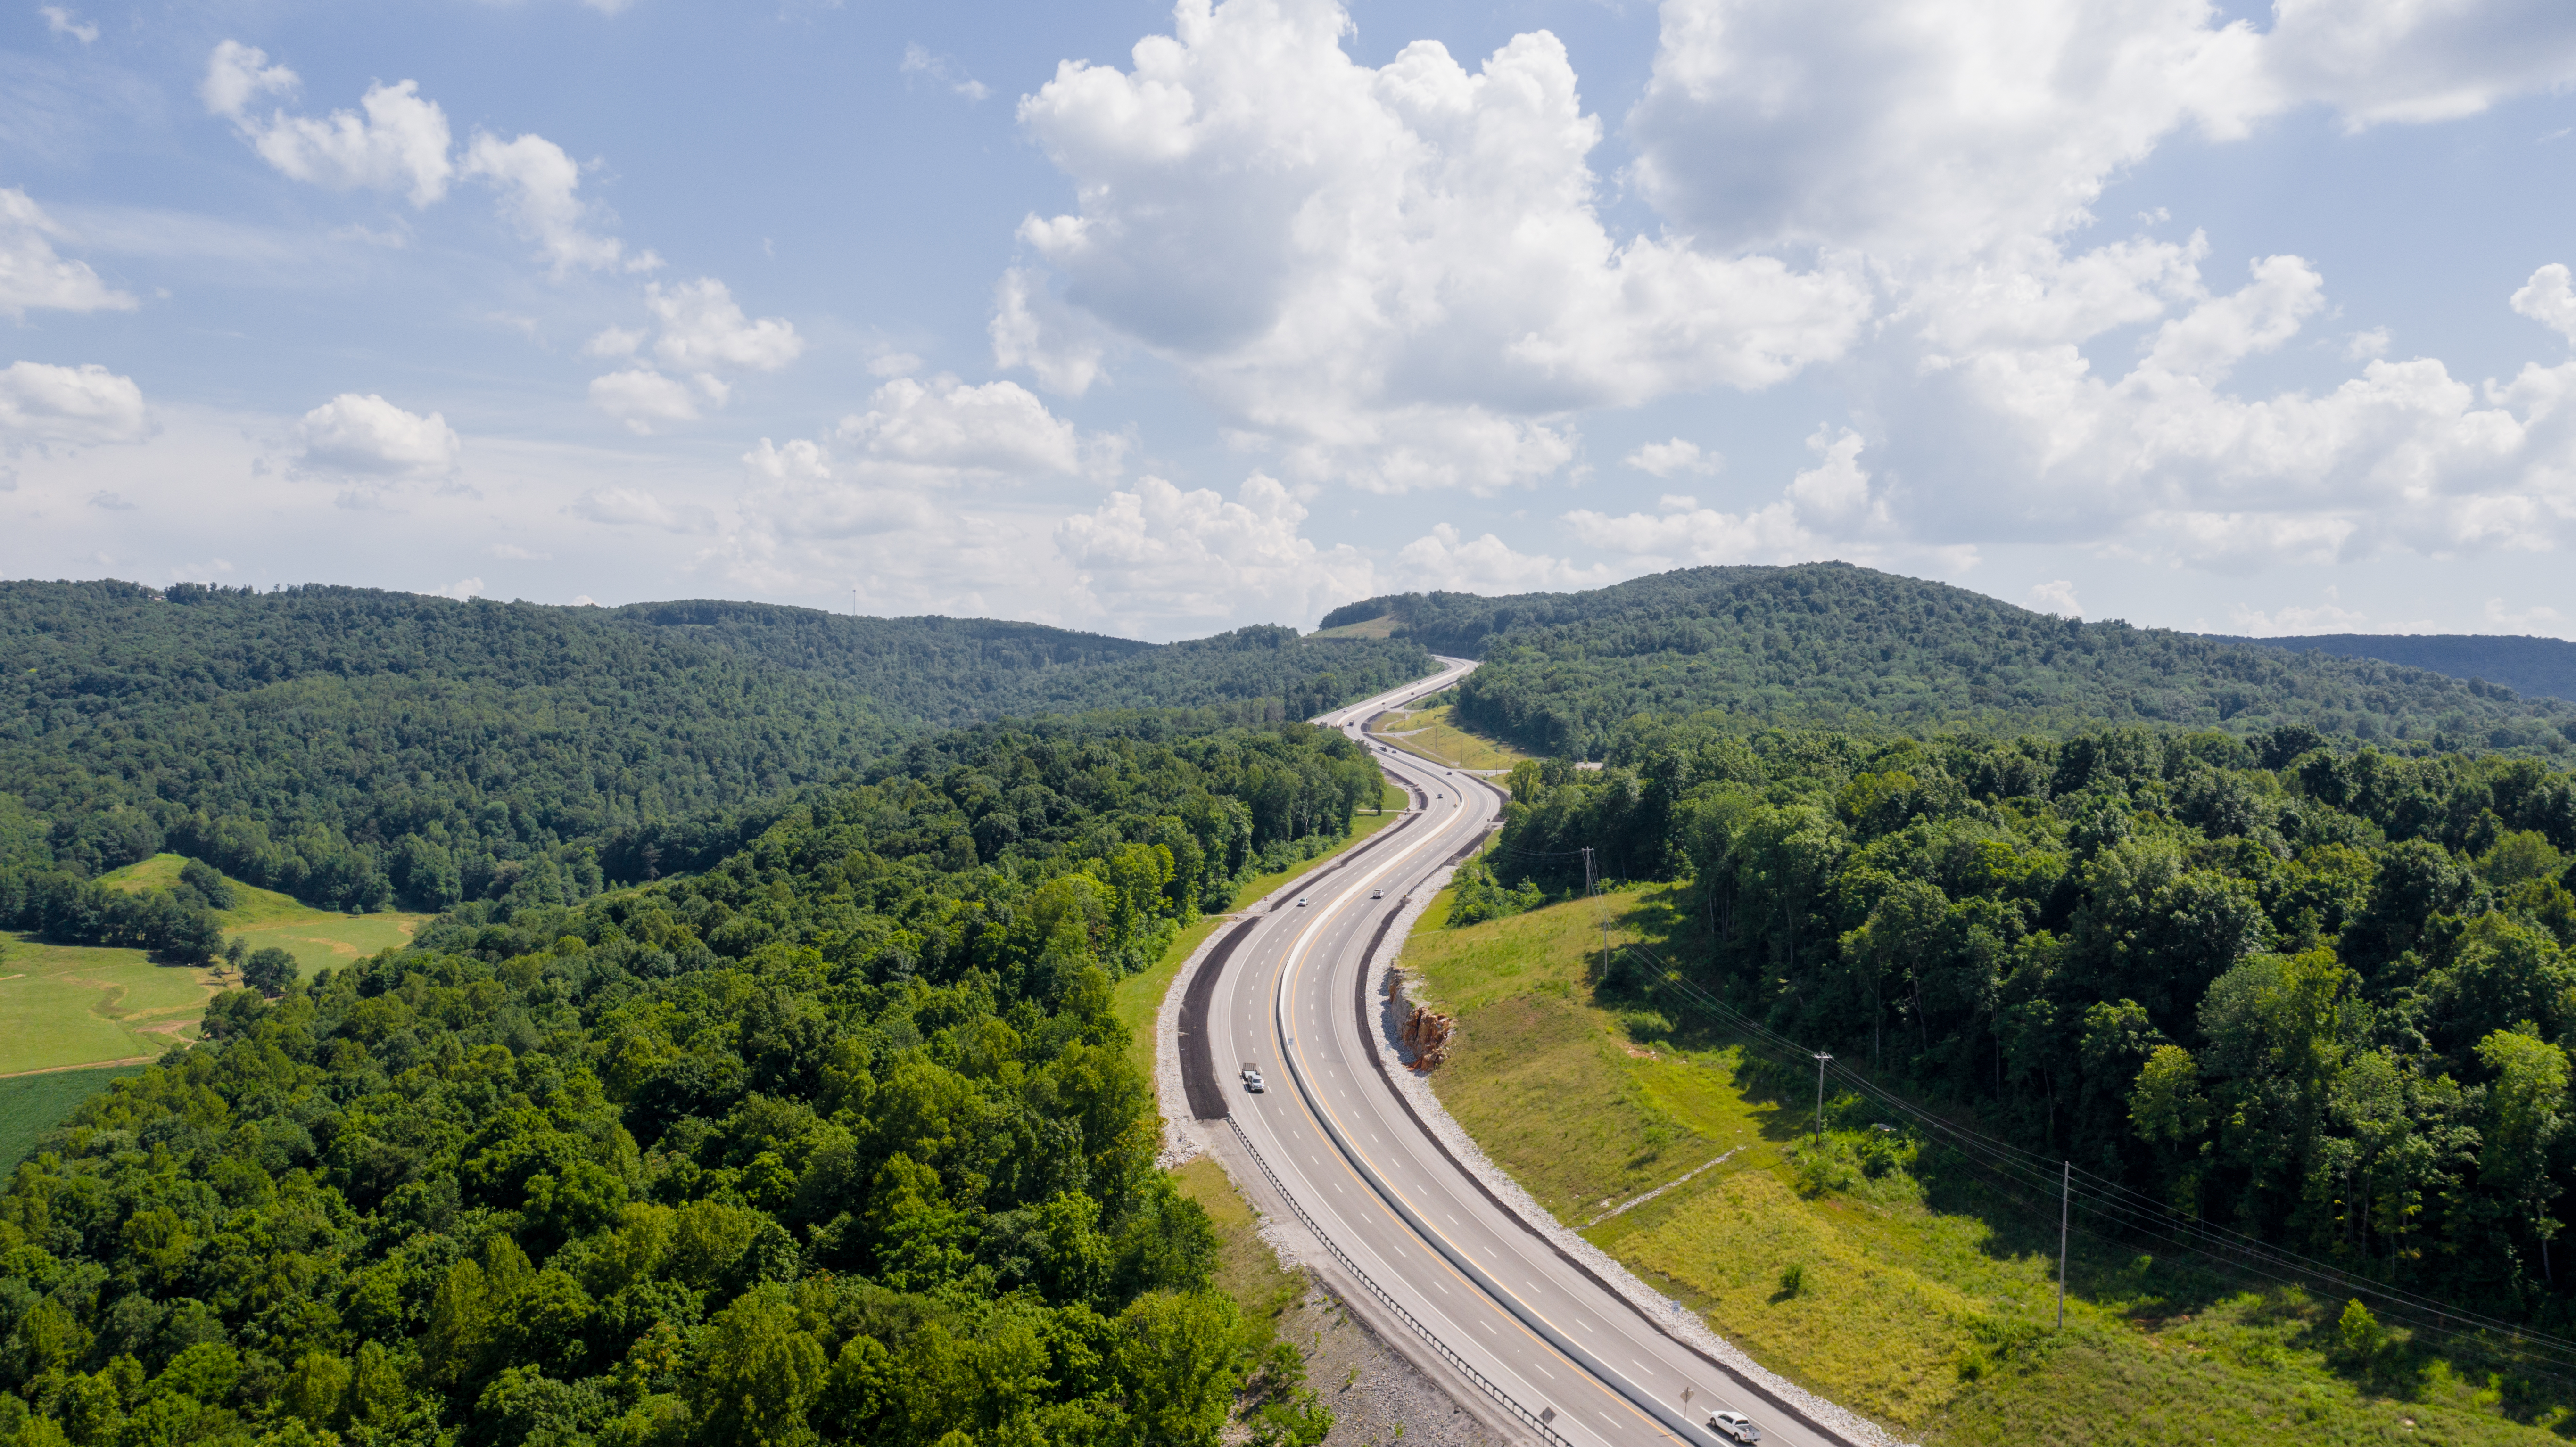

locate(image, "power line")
[[1609, 937, 2576, 1378]]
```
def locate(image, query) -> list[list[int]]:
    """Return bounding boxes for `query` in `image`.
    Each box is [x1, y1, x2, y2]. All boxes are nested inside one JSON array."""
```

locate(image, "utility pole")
[[1812, 1052, 1832, 1144], [2057, 1161, 2070, 1331], [1582, 847, 1607, 979]]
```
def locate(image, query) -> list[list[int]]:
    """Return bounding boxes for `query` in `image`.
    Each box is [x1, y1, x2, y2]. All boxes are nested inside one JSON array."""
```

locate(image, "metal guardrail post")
[[1227, 1116, 1574, 1447]]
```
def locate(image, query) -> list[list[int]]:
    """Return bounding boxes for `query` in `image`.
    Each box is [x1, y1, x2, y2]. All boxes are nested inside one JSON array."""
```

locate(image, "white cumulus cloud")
[[291, 393, 461, 478], [2511, 263, 2576, 345], [204, 44, 454, 206], [1007, 0, 1867, 491], [1057, 472, 1379, 631], [645, 278, 801, 372], [1626, 438, 1721, 478], [1388, 524, 1622, 594], [2028, 580, 2082, 617], [587, 369, 701, 434], [0, 361, 147, 446], [0, 189, 134, 317], [837, 375, 1082, 477], [461, 132, 640, 275]]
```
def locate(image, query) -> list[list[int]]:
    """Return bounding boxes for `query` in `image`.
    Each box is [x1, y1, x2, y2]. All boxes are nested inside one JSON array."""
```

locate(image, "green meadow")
[[1399, 882, 2573, 1446], [0, 855, 431, 1081]]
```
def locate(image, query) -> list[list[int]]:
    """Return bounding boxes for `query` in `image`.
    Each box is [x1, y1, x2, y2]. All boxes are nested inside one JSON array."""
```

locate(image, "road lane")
[[1185, 659, 1862, 1447]]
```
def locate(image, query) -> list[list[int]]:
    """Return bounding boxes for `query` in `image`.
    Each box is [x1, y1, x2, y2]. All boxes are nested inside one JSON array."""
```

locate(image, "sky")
[[6, 0, 2576, 642]]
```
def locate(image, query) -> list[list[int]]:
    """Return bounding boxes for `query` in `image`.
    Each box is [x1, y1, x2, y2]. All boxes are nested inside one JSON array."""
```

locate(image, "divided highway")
[[1177, 661, 1862, 1447]]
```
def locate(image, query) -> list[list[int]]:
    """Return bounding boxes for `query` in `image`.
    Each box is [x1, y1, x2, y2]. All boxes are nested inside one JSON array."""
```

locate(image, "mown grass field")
[[100, 853, 432, 978], [0, 933, 217, 1075], [1368, 703, 1528, 773], [1398, 886, 2573, 1446], [0, 1064, 147, 1168], [0, 857, 433, 1081]]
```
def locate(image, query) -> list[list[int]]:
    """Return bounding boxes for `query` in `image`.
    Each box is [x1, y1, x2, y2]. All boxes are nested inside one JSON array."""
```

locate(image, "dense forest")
[[0, 719, 1376, 1447], [2217, 633, 2576, 705], [1321, 565, 2576, 758], [0, 582, 1430, 916], [1493, 718, 2576, 1328]]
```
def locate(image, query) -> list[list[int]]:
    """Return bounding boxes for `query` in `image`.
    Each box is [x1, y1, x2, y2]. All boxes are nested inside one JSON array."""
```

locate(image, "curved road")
[[1181, 660, 1860, 1447]]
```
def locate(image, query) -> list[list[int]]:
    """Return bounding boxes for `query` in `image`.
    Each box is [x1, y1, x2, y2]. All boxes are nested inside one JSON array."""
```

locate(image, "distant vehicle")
[[1709, 1411, 1761, 1443], [1370, 888, 1383, 899], [1296, 897, 1308, 907], [1240, 1066, 1265, 1093]]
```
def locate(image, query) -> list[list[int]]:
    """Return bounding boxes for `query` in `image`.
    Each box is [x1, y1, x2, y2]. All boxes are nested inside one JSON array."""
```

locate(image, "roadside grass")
[[1401, 885, 2572, 1446], [0, 933, 216, 1075], [1173, 1155, 1305, 1346], [0, 1064, 148, 1168], [99, 852, 431, 978], [1368, 704, 1527, 773], [1113, 781, 1414, 1098]]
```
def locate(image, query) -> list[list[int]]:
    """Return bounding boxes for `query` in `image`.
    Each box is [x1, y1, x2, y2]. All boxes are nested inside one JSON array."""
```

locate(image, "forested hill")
[[0, 581, 1432, 915], [0, 719, 1374, 1447], [1320, 565, 2576, 759], [2211, 632, 2576, 705]]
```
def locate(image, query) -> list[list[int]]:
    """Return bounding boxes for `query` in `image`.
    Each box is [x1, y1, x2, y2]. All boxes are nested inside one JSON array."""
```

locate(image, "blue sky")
[[5, 0, 2576, 641]]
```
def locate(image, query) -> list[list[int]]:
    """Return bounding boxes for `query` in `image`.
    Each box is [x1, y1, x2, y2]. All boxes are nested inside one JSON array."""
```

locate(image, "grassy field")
[[1399, 887, 2573, 1446], [0, 856, 434, 1078], [0, 1064, 147, 1167], [1114, 782, 1412, 1093], [1307, 614, 1401, 640], [1368, 704, 1527, 772], [100, 853, 432, 978], [0, 933, 219, 1075]]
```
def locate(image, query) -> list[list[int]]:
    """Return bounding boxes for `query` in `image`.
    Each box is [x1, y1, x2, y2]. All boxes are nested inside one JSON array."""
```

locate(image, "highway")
[[1177, 659, 1862, 1447]]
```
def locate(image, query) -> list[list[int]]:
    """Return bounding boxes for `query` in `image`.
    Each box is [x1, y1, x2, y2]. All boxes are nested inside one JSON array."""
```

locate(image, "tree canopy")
[[0, 582, 1429, 917], [0, 718, 1375, 1446], [1494, 717, 2576, 1326], [1323, 564, 2576, 758]]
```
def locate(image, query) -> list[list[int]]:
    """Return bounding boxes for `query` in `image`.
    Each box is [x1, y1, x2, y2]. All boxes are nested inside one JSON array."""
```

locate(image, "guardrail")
[[1226, 1115, 1573, 1447]]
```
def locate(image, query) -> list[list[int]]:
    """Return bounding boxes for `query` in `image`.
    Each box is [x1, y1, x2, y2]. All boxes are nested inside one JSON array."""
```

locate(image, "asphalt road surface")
[[1181, 658, 1861, 1447]]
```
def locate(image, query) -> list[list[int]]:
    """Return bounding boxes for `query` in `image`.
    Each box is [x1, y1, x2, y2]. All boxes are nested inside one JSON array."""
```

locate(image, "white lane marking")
[[1480, 1320, 1495, 1334], [1633, 1359, 1653, 1375], [1532, 1363, 1553, 1381]]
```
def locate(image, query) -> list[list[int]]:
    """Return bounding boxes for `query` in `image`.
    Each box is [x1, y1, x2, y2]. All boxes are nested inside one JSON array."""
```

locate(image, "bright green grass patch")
[[98, 852, 432, 978], [1114, 790, 1413, 1098], [0, 933, 218, 1075], [0, 1064, 148, 1168], [1404, 887, 2571, 1446], [1370, 704, 1527, 772]]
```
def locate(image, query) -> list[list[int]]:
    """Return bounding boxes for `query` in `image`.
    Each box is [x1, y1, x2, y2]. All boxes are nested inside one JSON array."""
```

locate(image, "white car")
[[1370, 888, 1383, 899], [1709, 1411, 1761, 1443], [1296, 897, 1308, 907], [1240, 1067, 1265, 1093]]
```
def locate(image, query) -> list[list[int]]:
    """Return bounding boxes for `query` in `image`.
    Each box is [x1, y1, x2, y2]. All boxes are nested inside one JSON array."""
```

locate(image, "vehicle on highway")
[[1296, 897, 1308, 907], [1709, 1411, 1761, 1443], [1370, 888, 1383, 899], [1240, 1065, 1265, 1093]]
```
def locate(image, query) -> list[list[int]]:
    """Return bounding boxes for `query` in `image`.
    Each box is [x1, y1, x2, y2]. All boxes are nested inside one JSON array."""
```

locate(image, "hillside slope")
[[0, 581, 1431, 911], [2211, 632, 2576, 704], [1322, 565, 2574, 757]]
